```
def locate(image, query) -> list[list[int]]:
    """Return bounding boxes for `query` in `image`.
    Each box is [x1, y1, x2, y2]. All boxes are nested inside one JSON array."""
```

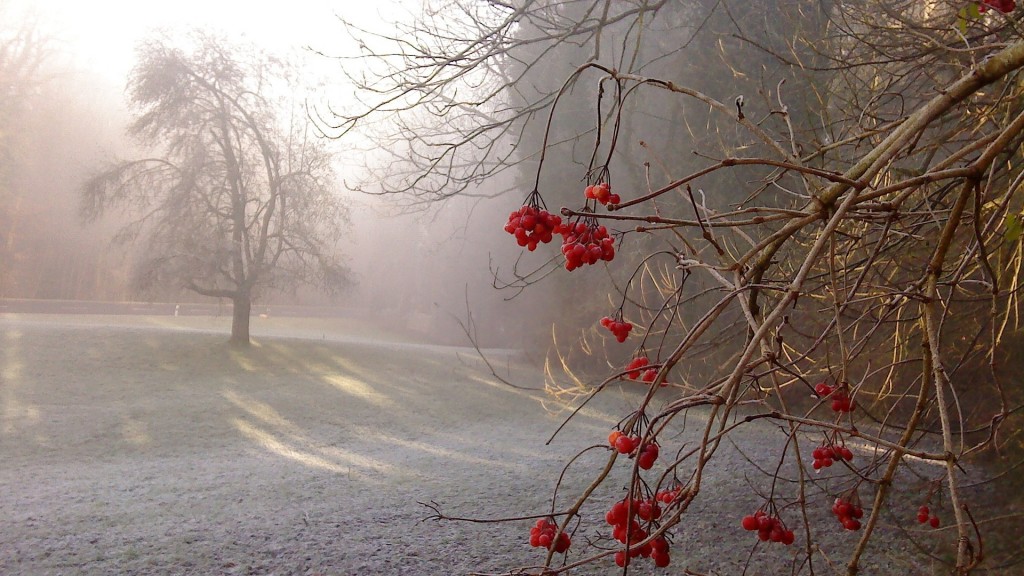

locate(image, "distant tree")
[[82, 33, 349, 345], [0, 6, 52, 295]]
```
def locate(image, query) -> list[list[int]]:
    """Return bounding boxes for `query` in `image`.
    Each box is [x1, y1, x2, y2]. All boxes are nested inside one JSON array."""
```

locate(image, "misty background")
[[0, 0, 883, 363], [0, 0, 542, 349]]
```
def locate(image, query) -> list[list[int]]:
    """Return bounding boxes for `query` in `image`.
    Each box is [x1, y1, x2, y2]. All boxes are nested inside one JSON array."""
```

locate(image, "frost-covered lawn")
[[0, 314, 627, 575], [0, 314, 930, 575]]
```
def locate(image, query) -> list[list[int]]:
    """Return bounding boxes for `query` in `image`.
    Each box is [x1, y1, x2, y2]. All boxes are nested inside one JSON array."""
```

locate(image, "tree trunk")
[[230, 292, 252, 346]]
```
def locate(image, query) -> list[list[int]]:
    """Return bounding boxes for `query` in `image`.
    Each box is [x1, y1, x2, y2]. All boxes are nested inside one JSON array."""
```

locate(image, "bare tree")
[[331, 1, 1024, 575], [83, 32, 349, 346], [0, 4, 52, 295]]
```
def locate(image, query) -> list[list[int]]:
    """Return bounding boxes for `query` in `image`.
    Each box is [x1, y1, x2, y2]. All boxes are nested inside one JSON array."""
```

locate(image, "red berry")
[[980, 0, 1016, 13], [609, 501, 629, 525], [637, 452, 656, 470], [613, 524, 626, 543], [741, 515, 759, 531], [929, 515, 940, 528], [639, 541, 653, 558], [608, 430, 622, 447], [615, 435, 637, 454], [644, 443, 659, 459], [554, 532, 571, 553], [637, 500, 660, 521], [652, 550, 670, 567], [614, 551, 628, 567]]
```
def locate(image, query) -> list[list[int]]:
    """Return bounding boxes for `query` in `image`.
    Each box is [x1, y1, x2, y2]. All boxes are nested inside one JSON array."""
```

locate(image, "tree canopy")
[[83, 33, 349, 345]]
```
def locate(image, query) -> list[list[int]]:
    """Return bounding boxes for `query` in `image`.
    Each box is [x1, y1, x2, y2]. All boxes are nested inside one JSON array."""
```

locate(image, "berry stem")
[[843, 346, 933, 576]]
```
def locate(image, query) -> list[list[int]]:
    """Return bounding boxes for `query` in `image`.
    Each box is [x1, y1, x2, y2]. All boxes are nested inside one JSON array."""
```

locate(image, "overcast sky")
[[7, 0, 400, 84]]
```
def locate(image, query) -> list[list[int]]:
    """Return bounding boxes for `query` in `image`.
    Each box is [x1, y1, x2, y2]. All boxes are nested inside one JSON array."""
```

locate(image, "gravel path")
[[0, 315, 942, 575]]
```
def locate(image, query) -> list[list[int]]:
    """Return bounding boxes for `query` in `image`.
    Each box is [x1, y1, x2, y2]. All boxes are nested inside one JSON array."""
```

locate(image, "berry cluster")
[[600, 315, 633, 342], [605, 499, 671, 568], [832, 497, 864, 531], [560, 221, 615, 270], [917, 505, 940, 528], [625, 356, 660, 384], [607, 431, 659, 469], [584, 182, 621, 206], [637, 442, 659, 470], [978, 0, 1016, 13], [504, 203, 562, 251], [528, 518, 571, 553], [608, 430, 639, 454], [812, 442, 854, 470], [815, 382, 855, 413], [740, 510, 795, 545], [625, 356, 649, 378], [655, 487, 681, 504]]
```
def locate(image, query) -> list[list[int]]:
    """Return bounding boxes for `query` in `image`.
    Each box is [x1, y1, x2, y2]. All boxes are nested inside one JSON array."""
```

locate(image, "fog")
[[0, 0, 543, 350]]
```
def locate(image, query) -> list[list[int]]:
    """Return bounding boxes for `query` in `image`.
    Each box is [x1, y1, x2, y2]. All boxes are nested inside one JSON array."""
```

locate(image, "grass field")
[[0, 314, 951, 575]]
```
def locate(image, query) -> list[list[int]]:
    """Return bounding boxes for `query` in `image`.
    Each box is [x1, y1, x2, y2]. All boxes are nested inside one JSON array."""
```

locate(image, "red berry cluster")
[[637, 442, 659, 470], [812, 442, 853, 470], [815, 382, 855, 413], [605, 500, 671, 568], [917, 505, 940, 528], [625, 356, 649, 378], [638, 499, 663, 522], [528, 518, 571, 553], [608, 430, 639, 454], [625, 356, 660, 384], [504, 203, 562, 251], [607, 431, 659, 469], [584, 182, 621, 206], [560, 221, 615, 270], [979, 0, 1016, 13], [655, 487, 681, 504], [832, 497, 864, 531], [600, 315, 632, 342], [740, 510, 795, 545]]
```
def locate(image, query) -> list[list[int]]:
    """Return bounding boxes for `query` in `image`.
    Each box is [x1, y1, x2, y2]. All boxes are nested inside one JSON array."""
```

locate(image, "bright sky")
[[8, 0, 399, 84]]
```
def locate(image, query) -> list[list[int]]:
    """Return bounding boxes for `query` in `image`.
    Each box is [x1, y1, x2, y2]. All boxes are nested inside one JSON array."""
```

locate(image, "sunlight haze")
[[9, 0, 395, 82]]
